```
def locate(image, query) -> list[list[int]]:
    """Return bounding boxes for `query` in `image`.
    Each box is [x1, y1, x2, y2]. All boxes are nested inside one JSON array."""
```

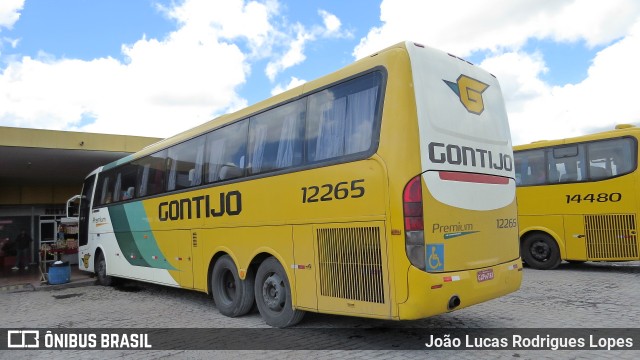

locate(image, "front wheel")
[[254, 257, 305, 328], [521, 233, 562, 270], [95, 252, 114, 286], [211, 255, 254, 317]]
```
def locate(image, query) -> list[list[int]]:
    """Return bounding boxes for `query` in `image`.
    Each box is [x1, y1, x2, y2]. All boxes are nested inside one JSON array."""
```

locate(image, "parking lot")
[[1, 261, 639, 359]]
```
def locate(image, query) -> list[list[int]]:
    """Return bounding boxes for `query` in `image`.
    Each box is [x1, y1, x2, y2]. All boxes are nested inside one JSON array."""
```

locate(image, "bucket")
[[48, 261, 71, 285]]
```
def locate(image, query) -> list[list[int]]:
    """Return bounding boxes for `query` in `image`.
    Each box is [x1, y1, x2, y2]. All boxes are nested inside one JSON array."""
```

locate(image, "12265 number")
[[301, 179, 365, 203]]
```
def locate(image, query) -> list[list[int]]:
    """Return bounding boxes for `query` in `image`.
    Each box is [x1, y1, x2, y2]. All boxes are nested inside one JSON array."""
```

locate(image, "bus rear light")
[[403, 202, 423, 217], [404, 217, 424, 231], [404, 175, 426, 270], [403, 176, 422, 201]]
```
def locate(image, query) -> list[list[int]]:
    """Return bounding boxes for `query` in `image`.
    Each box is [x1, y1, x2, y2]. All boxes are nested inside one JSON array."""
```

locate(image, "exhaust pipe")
[[447, 295, 461, 310]]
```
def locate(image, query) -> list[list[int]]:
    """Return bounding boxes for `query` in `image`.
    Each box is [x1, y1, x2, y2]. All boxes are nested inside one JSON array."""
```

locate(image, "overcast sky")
[[1, 0, 639, 145]]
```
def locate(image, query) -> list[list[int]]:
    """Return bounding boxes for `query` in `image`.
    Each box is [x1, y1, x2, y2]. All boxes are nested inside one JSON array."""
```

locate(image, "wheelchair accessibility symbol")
[[426, 244, 444, 271]]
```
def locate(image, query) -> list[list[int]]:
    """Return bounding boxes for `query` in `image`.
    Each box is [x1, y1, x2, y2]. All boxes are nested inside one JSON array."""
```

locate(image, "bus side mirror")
[[66, 195, 81, 218]]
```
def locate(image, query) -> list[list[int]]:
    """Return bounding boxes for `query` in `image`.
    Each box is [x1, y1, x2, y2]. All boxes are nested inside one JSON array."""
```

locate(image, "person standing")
[[12, 229, 32, 271]]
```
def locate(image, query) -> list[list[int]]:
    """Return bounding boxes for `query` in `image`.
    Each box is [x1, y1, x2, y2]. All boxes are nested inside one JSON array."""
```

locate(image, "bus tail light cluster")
[[403, 175, 426, 270]]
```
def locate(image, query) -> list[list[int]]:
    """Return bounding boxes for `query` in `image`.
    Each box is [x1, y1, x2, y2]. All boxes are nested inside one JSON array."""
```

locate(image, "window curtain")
[[191, 144, 205, 186], [345, 86, 377, 154], [207, 138, 226, 182], [113, 174, 122, 202], [251, 124, 268, 173], [139, 164, 150, 196], [314, 97, 346, 161], [275, 115, 297, 168], [100, 178, 109, 204], [167, 158, 177, 191]]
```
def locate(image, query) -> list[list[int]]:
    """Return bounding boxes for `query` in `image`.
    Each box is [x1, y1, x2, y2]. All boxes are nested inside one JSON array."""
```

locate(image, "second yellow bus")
[[515, 125, 640, 269]]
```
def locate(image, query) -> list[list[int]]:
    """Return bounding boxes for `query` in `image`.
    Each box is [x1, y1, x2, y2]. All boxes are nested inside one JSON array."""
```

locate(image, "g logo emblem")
[[444, 75, 489, 115]]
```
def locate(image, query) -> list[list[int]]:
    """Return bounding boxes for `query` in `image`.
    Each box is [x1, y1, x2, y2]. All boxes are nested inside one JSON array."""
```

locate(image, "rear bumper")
[[398, 258, 522, 320]]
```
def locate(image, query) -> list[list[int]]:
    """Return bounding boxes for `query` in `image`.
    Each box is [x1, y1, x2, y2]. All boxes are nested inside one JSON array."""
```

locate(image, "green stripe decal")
[[108, 203, 176, 270]]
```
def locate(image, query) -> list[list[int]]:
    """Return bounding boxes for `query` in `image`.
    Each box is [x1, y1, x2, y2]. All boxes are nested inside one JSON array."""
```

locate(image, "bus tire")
[[521, 233, 561, 270], [211, 255, 255, 317], [254, 257, 305, 328], [96, 252, 114, 286]]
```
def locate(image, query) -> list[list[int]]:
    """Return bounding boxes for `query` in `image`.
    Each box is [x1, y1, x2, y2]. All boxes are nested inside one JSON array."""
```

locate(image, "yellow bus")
[[514, 124, 640, 270], [74, 41, 522, 327]]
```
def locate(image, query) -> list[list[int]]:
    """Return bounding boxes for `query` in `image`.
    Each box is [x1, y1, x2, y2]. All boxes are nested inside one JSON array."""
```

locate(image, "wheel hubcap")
[[262, 273, 285, 311], [531, 241, 550, 261]]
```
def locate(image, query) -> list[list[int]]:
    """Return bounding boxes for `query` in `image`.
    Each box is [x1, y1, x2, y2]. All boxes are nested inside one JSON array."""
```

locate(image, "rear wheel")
[[211, 255, 255, 317], [521, 233, 562, 270], [95, 252, 114, 286], [254, 257, 305, 328]]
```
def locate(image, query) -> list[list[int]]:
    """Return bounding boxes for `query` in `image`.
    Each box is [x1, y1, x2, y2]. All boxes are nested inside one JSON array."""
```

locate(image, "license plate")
[[477, 268, 494, 282]]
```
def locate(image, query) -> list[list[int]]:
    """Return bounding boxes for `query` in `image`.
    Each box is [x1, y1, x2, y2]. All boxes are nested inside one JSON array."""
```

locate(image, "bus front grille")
[[584, 214, 639, 260], [317, 226, 385, 304]]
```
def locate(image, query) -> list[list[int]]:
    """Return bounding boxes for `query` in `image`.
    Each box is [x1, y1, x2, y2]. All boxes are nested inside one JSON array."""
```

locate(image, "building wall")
[[0, 185, 79, 206]]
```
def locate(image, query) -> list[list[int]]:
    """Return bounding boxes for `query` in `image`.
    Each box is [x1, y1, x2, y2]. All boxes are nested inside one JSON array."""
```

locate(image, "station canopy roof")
[[0, 126, 162, 186]]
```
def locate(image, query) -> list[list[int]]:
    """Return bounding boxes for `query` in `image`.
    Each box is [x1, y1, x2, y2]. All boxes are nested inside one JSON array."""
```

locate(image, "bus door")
[[292, 225, 317, 310], [78, 175, 96, 270], [152, 229, 193, 288], [563, 215, 586, 260], [176, 230, 194, 288]]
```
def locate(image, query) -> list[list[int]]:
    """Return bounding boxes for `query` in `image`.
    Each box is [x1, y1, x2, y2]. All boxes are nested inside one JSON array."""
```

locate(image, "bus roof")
[[514, 124, 640, 151], [99, 41, 422, 170]]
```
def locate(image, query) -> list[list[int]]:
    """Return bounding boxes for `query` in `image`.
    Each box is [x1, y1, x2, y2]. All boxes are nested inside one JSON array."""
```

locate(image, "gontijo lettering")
[[159, 191, 242, 221], [428, 142, 513, 172]]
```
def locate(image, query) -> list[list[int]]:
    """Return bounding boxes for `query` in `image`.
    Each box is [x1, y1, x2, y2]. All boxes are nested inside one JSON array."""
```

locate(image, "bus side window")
[[119, 163, 138, 200], [588, 137, 635, 177], [205, 120, 248, 183], [613, 138, 636, 175], [306, 72, 382, 163], [135, 150, 167, 197], [554, 145, 586, 182], [166, 136, 205, 191], [94, 172, 117, 205], [248, 99, 305, 175], [516, 149, 545, 185]]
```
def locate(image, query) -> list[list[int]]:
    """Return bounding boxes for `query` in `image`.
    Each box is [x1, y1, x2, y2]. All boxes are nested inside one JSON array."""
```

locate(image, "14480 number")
[[565, 192, 622, 204], [301, 179, 365, 203]]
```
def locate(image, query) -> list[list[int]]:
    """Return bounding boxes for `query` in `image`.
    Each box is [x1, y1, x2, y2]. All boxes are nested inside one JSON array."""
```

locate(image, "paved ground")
[[0, 261, 639, 359]]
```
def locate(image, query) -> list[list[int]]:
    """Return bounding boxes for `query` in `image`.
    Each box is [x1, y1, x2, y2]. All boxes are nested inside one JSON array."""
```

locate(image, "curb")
[[36, 278, 96, 292], [0, 283, 36, 294]]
